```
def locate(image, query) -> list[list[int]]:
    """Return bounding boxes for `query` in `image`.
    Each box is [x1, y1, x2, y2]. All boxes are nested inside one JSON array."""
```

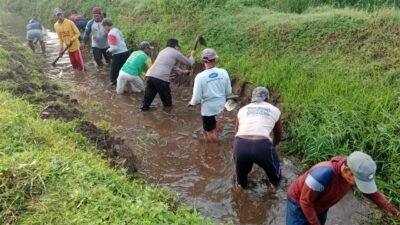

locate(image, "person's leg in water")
[[202, 116, 218, 143], [233, 137, 254, 188], [28, 40, 35, 52], [253, 139, 281, 190], [92, 47, 104, 68], [39, 41, 45, 53]]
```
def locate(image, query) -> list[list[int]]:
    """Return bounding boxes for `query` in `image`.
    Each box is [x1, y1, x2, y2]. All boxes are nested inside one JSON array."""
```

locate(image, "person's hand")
[[181, 69, 190, 76], [190, 50, 196, 58], [187, 101, 193, 107]]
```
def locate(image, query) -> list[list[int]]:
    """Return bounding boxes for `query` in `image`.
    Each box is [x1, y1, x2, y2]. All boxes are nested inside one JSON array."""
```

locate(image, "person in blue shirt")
[[188, 48, 232, 143]]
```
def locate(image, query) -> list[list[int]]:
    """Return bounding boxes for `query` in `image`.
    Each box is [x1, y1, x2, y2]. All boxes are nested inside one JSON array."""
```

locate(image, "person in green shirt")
[[116, 41, 153, 94]]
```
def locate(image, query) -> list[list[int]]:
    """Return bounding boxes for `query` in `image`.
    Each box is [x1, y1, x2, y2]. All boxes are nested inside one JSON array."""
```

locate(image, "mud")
[[0, 12, 377, 225]]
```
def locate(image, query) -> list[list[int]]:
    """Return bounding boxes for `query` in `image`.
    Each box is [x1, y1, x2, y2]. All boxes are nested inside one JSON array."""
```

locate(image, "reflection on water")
[[0, 10, 372, 225]]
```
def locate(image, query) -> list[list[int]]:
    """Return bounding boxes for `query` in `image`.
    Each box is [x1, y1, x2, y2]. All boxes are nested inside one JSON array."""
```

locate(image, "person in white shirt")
[[234, 87, 283, 189], [188, 48, 232, 143]]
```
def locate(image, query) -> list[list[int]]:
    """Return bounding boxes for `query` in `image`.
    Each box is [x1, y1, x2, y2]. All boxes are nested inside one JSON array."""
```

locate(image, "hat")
[[54, 8, 63, 16], [251, 87, 269, 103], [347, 151, 377, 194], [92, 7, 102, 15], [166, 38, 180, 48], [101, 18, 113, 26], [140, 41, 154, 50], [201, 48, 218, 61]]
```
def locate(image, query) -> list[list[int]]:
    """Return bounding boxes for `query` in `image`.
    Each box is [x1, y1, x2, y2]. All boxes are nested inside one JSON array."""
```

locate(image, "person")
[[140, 38, 195, 112], [188, 48, 231, 143], [26, 19, 45, 53], [233, 87, 282, 188], [287, 151, 399, 225], [68, 9, 87, 34], [54, 8, 85, 72], [116, 41, 153, 94], [102, 18, 129, 86], [82, 7, 111, 68]]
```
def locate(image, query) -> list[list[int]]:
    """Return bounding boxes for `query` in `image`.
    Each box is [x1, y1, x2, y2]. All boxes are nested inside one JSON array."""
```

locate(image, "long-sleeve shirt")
[[107, 27, 128, 55], [82, 19, 109, 49], [189, 67, 232, 116], [146, 47, 194, 83], [54, 19, 81, 52], [288, 156, 399, 225]]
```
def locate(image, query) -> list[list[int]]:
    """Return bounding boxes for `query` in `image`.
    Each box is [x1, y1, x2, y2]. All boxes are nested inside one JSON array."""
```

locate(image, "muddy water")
[[1, 12, 373, 225]]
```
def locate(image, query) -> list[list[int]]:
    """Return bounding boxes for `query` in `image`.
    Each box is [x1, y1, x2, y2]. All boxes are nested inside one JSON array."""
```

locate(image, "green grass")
[[0, 31, 213, 224], [1, 0, 400, 223]]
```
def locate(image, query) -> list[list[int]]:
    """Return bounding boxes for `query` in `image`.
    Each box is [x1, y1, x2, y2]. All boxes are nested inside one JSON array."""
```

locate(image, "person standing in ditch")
[[233, 87, 282, 188], [116, 41, 153, 94], [26, 19, 46, 53], [188, 48, 232, 143], [54, 8, 85, 72], [102, 18, 129, 86], [287, 151, 399, 225], [82, 7, 111, 69], [68, 9, 87, 36], [140, 38, 195, 112]]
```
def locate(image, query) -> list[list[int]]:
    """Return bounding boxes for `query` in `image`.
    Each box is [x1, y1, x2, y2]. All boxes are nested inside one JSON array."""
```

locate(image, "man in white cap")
[[54, 7, 84, 72], [188, 48, 232, 143], [116, 41, 153, 94], [287, 151, 399, 225], [234, 87, 283, 189]]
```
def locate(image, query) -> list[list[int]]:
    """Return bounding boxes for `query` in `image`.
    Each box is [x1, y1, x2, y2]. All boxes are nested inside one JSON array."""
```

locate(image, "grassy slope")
[[1, 0, 399, 223], [0, 32, 212, 224]]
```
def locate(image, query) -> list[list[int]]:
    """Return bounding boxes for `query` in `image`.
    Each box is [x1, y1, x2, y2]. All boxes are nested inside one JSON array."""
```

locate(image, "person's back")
[[107, 27, 128, 55], [146, 47, 193, 83], [121, 50, 150, 76], [236, 101, 281, 141], [194, 67, 231, 116], [26, 20, 43, 31]]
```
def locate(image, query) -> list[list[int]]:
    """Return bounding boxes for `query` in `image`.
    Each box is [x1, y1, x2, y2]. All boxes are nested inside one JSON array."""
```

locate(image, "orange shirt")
[[54, 19, 80, 52]]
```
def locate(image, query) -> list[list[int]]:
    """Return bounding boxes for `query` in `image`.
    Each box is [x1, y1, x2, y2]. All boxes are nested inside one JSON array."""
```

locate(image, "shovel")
[[51, 42, 72, 67], [188, 35, 207, 77]]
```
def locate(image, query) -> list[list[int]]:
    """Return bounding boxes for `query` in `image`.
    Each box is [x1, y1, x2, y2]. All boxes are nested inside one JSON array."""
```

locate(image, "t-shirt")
[[107, 27, 128, 55], [189, 67, 232, 116], [121, 50, 152, 76], [54, 19, 81, 52], [236, 102, 281, 140], [82, 19, 108, 49], [26, 21, 42, 31]]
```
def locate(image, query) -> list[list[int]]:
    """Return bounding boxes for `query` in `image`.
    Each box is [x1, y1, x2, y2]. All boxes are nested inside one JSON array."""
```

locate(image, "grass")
[[0, 31, 214, 224], [1, 0, 400, 223]]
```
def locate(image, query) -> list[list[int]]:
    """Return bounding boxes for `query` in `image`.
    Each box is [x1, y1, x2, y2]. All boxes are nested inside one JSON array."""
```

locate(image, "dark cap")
[[166, 38, 180, 48], [140, 41, 154, 50]]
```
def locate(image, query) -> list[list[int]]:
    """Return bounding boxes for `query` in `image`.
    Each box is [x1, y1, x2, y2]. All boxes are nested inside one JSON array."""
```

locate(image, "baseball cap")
[[347, 151, 377, 194], [54, 8, 63, 16], [251, 87, 269, 103], [201, 48, 218, 61], [140, 41, 154, 50], [166, 38, 180, 48]]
